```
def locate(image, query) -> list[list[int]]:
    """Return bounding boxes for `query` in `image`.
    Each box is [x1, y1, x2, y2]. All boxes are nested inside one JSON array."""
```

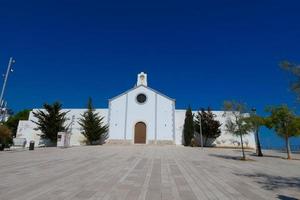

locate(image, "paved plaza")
[[0, 145, 300, 200]]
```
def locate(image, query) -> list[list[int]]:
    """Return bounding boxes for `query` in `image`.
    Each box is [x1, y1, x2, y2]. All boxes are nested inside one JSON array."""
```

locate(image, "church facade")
[[16, 72, 256, 148]]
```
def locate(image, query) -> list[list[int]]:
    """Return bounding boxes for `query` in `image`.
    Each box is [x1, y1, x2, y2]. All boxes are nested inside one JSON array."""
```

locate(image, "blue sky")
[[0, 0, 300, 147]]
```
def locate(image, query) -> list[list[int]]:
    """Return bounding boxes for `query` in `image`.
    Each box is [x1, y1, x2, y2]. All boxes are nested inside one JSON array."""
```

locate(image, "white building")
[[16, 72, 255, 148]]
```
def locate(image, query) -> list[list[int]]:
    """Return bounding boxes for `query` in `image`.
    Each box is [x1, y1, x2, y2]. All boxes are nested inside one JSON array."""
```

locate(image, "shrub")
[[0, 125, 12, 146]]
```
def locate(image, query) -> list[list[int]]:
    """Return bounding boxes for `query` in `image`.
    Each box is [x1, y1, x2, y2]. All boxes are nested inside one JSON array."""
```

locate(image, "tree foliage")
[[183, 105, 194, 146], [245, 115, 265, 130], [194, 107, 221, 147], [280, 61, 300, 101], [32, 102, 68, 144], [223, 101, 253, 160], [4, 109, 31, 137], [78, 98, 108, 145], [0, 125, 11, 145], [265, 105, 300, 159]]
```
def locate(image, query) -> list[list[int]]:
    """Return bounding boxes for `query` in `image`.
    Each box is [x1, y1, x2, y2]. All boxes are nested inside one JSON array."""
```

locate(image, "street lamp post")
[[199, 111, 204, 149], [0, 57, 15, 108], [0, 57, 15, 122]]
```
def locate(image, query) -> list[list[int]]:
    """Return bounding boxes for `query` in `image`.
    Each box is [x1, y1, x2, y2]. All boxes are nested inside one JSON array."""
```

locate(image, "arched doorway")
[[134, 122, 146, 144]]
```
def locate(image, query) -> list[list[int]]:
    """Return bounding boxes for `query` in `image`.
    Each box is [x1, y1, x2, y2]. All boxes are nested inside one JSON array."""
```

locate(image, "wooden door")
[[134, 122, 146, 144]]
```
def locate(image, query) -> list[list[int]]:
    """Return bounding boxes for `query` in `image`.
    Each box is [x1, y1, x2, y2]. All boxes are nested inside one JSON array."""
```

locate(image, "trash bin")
[[29, 141, 35, 150]]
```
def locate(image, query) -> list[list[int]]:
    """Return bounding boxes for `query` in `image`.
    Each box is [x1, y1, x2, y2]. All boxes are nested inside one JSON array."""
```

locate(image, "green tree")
[[4, 109, 31, 137], [265, 105, 300, 159], [183, 105, 194, 146], [78, 98, 108, 145], [245, 110, 265, 157], [0, 125, 11, 149], [194, 107, 221, 147], [223, 101, 253, 160], [280, 61, 300, 101], [32, 102, 68, 144]]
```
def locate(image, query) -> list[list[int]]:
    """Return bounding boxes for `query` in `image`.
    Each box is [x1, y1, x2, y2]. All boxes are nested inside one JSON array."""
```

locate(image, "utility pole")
[[0, 57, 15, 121]]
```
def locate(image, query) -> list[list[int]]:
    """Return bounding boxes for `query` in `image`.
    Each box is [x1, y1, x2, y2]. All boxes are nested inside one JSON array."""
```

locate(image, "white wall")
[[17, 106, 255, 148], [16, 120, 41, 147], [213, 111, 256, 148], [16, 80, 255, 148], [17, 108, 108, 147], [108, 94, 127, 140], [175, 110, 186, 145], [156, 95, 174, 141], [174, 110, 256, 148]]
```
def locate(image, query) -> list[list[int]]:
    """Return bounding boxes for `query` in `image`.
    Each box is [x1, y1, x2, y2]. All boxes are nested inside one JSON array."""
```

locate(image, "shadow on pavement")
[[277, 194, 299, 200], [256, 154, 284, 159], [234, 172, 300, 191], [208, 154, 242, 161]]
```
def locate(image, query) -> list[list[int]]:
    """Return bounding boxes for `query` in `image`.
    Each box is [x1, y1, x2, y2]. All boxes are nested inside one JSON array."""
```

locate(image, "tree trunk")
[[240, 133, 246, 160], [204, 136, 208, 147], [256, 130, 263, 157], [285, 135, 292, 160]]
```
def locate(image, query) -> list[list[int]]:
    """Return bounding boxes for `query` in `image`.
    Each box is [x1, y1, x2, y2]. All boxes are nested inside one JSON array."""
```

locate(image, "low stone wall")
[[148, 140, 174, 145], [106, 139, 132, 145], [106, 139, 175, 145]]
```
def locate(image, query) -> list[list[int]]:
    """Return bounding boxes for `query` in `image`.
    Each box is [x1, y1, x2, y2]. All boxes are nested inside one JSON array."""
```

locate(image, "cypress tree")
[[183, 105, 194, 146], [78, 98, 108, 145]]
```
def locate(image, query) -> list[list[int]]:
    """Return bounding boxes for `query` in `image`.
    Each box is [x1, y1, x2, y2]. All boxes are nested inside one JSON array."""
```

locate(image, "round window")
[[136, 93, 147, 104]]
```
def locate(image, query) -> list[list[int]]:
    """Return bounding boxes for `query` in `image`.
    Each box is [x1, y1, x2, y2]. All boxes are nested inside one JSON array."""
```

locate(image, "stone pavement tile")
[[145, 189, 161, 200], [0, 146, 300, 200], [125, 188, 141, 200], [74, 190, 97, 199]]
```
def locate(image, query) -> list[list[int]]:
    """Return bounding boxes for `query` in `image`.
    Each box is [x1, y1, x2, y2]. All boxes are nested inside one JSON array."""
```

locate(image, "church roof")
[[109, 85, 175, 102]]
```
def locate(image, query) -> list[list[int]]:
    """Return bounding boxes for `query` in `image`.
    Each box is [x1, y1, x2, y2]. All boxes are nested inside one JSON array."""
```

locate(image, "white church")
[[16, 72, 256, 148]]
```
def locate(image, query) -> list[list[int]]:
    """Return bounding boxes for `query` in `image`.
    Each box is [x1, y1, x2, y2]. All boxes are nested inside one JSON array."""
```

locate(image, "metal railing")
[[262, 145, 300, 152]]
